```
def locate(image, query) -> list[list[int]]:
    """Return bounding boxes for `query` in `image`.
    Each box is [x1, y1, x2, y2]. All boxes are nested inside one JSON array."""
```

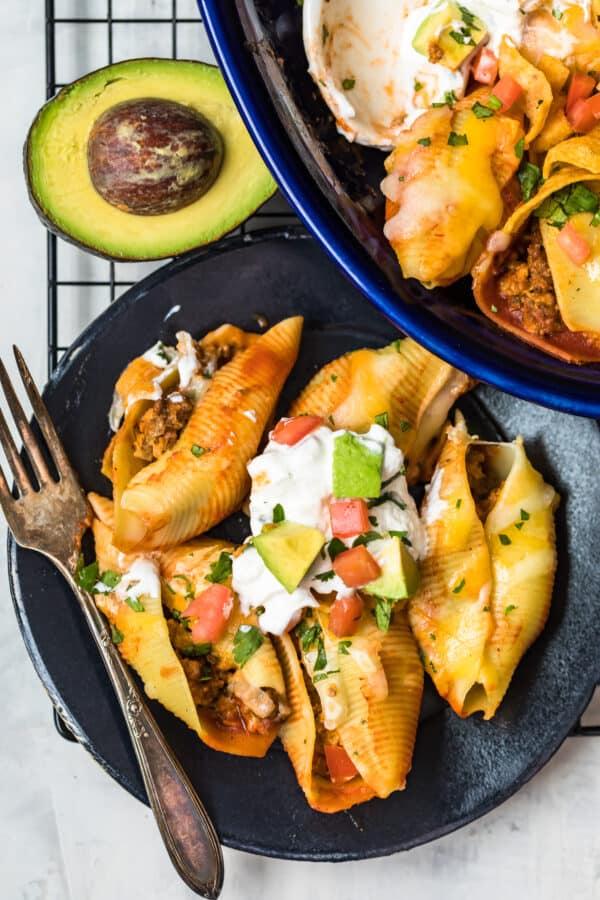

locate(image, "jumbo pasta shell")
[[276, 599, 423, 812], [114, 316, 303, 551], [472, 141, 600, 363], [335, 608, 423, 798], [275, 633, 375, 813], [409, 416, 558, 719], [289, 337, 474, 482], [91, 515, 287, 756], [381, 90, 524, 288]]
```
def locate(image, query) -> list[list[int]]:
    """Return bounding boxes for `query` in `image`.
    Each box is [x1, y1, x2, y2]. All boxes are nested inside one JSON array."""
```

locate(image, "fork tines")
[[0, 348, 71, 505]]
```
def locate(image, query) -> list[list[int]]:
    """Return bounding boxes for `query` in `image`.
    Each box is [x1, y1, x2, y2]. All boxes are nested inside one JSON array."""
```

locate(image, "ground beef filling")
[[496, 221, 563, 335], [168, 618, 286, 735], [194, 340, 239, 378], [133, 393, 193, 462], [466, 447, 505, 522], [132, 340, 241, 462]]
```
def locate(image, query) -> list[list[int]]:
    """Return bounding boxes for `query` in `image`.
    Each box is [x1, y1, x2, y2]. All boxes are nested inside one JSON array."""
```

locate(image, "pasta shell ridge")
[[115, 317, 303, 551]]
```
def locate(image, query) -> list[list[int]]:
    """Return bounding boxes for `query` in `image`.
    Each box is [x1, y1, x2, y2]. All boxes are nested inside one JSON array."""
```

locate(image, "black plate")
[[9, 228, 600, 861]]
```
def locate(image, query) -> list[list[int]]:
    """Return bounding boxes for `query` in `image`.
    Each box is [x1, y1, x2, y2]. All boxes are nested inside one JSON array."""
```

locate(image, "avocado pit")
[[87, 97, 224, 216]]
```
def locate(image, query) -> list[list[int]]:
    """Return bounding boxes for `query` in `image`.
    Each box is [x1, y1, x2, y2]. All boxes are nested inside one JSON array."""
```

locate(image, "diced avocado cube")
[[366, 537, 420, 601], [333, 433, 383, 499], [254, 521, 325, 594], [412, 2, 486, 71]]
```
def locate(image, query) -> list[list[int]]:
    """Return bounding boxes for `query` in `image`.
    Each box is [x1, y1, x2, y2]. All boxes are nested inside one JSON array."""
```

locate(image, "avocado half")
[[25, 59, 277, 260]]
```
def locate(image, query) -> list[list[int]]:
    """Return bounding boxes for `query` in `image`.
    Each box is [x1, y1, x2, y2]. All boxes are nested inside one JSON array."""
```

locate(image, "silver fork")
[[0, 347, 224, 899]]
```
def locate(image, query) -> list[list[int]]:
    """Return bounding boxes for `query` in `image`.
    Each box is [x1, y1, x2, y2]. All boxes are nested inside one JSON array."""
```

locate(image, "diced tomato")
[[184, 584, 233, 644], [556, 222, 591, 266], [567, 71, 596, 115], [329, 499, 370, 539], [324, 745, 359, 784], [567, 93, 600, 132], [490, 75, 523, 112], [472, 47, 498, 85], [332, 545, 381, 588], [328, 593, 364, 637], [271, 415, 323, 446]]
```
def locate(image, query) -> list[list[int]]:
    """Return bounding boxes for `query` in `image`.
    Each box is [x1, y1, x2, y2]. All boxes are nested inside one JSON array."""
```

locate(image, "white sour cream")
[[233, 423, 425, 634], [175, 331, 200, 389], [115, 558, 162, 603], [142, 341, 178, 369], [232, 545, 319, 635], [108, 331, 201, 432], [421, 464, 448, 526]]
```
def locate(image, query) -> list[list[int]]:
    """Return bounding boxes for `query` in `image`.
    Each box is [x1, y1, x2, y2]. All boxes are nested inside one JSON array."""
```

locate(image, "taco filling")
[[166, 611, 290, 736]]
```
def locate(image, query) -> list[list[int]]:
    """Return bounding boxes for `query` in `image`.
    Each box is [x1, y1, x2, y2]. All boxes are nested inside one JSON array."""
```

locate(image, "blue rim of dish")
[[198, 0, 600, 419]]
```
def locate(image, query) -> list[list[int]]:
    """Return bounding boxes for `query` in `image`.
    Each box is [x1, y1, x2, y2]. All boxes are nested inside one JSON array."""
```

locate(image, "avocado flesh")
[[412, 3, 486, 71], [366, 537, 420, 601], [25, 59, 277, 260], [332, 433, 383, 499], [254, 521, 325, 594]]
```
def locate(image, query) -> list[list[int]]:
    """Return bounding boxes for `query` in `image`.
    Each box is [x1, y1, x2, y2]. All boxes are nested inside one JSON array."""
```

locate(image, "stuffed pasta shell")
[[288, 337, 474, 483], [408, 415, 558, 720], [473, 128, 600, 362], [108, 316, 303, 551], [104, 323, 259, 539], [87, 493, 289, 757], [381, 87, 525, 288], [276, 600, 423, 813]]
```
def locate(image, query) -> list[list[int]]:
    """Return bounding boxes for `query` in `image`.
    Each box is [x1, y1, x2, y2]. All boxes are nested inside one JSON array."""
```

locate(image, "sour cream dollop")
[[232, 423, 425, 635]]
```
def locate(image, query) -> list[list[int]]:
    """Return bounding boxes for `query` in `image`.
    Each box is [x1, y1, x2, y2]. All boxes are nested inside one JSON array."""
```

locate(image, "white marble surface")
[[1, 3, 600, 899]]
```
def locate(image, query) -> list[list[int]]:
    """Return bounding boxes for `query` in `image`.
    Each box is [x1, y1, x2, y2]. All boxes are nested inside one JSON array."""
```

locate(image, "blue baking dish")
[[198, 0, 600, 417]]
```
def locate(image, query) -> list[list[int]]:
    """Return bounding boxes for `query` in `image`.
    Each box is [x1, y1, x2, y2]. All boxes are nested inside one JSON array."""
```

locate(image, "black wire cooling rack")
[[42, 0, 599, 740], [44, 0, 297, 377]]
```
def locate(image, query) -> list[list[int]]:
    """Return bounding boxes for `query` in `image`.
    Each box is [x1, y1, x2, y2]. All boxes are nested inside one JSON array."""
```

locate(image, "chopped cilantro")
[[472, 101, 496, 119], [327, 538, 347, 561], [514, 136, 525, 159], [374, 411, 389, 429], [111, 624, 124, 645], [352, 531, 382, 547], [368, 492, 407, 511], [518, 160, 542, 201], [342, 77, 355, 90], [315, 570, 335, 582], [205, 552, 233, 585], [452, 578, 466, 594], [448, 131, 468, 147], [191, 444, 206, 457], [338, 640, 352, 655], [76, 557, 99, 592], [125, 597, 145, 613], [233, 625, 264, 667], [499, 533, 512, 546], [505, 604, 517, 615], [272, 503, 285, 523], [417, 137, 431, 147], [375, 598, 394, 633], [181, 642, 212, 659]]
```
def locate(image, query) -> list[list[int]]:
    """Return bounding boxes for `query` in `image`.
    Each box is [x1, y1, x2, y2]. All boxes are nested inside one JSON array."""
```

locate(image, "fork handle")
[[62, 571, 224, 899]]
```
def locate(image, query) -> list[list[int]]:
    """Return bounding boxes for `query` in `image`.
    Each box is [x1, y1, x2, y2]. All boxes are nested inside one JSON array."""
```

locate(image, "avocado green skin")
[[24, 58, 277, 262]]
